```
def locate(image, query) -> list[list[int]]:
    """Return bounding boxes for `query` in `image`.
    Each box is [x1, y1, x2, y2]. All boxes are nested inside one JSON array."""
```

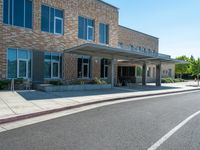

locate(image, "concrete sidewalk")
[[0, 81, 200, 124]]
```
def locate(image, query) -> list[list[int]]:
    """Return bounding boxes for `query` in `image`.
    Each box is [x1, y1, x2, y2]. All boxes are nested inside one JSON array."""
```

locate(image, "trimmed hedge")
[[49, 80, 63, 86], [161, 78, 185, 83], [0, 80, 10, 90], [0, 79, 27, 90]]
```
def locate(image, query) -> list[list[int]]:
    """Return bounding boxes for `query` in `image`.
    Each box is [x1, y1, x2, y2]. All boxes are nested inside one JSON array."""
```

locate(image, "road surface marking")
[[147, 110, 200, 150]]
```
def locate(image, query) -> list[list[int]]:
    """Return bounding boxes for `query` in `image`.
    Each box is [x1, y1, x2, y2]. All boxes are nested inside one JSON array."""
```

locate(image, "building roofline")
[[119, 25, 159, 39], [97, 0, 119, 10]]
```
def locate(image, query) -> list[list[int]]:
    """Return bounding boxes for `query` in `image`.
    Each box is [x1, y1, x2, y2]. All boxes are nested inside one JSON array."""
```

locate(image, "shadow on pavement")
[[17, 85, 180, 101]]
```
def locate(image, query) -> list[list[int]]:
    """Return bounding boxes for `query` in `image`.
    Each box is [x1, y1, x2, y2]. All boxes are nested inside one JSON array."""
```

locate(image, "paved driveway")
[[0, 81, 199, 119], [1, 91, 200, 150]]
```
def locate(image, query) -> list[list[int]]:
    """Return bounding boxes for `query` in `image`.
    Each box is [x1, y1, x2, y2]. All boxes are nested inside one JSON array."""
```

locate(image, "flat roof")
[[119, 25, 159, 39], [64, 43, 185, 64], [97, 0, 119, 10]]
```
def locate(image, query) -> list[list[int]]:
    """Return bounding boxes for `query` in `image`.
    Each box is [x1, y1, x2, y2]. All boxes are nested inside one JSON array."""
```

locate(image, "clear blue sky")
[[104, 0, 200, 58]]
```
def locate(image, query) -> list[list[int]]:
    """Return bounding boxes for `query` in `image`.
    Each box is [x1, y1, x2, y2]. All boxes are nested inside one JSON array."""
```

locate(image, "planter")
[[37, 84, 112, 92]]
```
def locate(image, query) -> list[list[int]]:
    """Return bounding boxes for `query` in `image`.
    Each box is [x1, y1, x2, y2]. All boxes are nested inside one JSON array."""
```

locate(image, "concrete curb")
[[0, 88, 200, 125]]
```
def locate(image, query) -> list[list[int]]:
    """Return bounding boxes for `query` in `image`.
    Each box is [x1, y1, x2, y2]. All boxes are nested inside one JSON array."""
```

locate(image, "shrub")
[[49, 80, 63, 86], [14, 78, 24, 84], [161, 78, 185, 83], [91, 78, 108, 85], [0, 80, 10, 90]]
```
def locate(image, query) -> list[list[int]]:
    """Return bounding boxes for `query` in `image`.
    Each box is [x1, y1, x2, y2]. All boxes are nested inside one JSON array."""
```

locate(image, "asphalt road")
[[1, 91, 200, 150]]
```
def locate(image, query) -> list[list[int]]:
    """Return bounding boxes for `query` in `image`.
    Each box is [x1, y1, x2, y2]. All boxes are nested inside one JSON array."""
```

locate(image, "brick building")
[[0, 0, 177, 88]]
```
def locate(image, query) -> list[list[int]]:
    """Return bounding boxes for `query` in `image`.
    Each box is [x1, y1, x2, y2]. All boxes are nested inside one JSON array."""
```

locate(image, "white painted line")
[[147, 110, 200, 150]]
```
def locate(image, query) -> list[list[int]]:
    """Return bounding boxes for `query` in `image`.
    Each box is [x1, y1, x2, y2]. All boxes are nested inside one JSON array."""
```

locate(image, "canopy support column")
[[142, 63, 147, 86], [156, 63, 161, 86], [111, 58, 115, 88]]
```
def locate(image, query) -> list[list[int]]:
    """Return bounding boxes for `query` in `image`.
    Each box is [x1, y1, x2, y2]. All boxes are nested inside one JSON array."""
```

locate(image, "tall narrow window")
[[77, 57, 90, 78], [41, 5, 49, 32], [44, 52, 51, 78], [136, 66, 142, 77], [7, 48, 32, 79], [7, 48, 17, 78], [147, 67, 151, 77], [153, 67, 156, 78], [78, 16, 94, 41], [41, 5, 64, 35], [168, 69, 172, 77], [101, 59, 109, 78], [44, 52, 62, 79], [3, 0, 33, 28], [99, 23, 109, 44]]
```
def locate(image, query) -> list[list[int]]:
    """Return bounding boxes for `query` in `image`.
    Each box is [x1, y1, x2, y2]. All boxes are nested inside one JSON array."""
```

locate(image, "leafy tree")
[[175, 56, 190, 78], [191, 58, 200, 86], [187, 55, 196, 74]]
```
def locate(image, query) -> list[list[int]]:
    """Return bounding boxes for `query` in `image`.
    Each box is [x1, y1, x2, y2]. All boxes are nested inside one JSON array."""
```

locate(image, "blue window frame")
[[3, 0, 33, 29], [78, 16, 94, 41], [101, 59, 109, 78], [44, 52, 62, 79], [7, 48, 32, 79], [77, 57, 91, 78], [99, 23, 109, 44], [41, 5, 49, 32], [41, 5, 64, 35]]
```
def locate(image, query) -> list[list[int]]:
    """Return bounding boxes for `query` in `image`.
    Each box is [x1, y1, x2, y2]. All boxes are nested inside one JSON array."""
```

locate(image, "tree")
[[175, 56, 190, 78], [191, 58, 200, 86]]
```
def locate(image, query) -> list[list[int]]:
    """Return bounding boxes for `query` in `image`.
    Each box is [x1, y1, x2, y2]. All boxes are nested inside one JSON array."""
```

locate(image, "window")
[[168, 69, 172, 77], [118, 66, 135, 78], [101, 59, 109, 78], [136, 66, 142, 77], [118, 42, 123, 48], [44, 52, 62, 79], [41, 5, 64, 35], [3, 0, 33, 28], [99, 23, 109, 44], [7, 48, 32, 79], [129, 45, 134, 50], [78, 16, 94, 41], [147, 67, 151, 77], [77, 57, 90, 78], [153, 67, 156, 78]]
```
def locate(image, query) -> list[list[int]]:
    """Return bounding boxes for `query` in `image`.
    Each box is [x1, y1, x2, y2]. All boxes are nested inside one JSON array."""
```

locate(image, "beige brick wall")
[[161, 64, 175, 78], [0, 0, 119, 80], [118, 26, 159, 51]]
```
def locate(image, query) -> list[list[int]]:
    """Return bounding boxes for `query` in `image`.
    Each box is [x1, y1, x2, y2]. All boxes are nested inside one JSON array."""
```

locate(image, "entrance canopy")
[[64, 43, 185, 64]]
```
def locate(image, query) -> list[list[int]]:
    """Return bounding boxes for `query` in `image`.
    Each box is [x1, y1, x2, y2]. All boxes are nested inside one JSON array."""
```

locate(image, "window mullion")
[[26, 59, 28, 78]]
